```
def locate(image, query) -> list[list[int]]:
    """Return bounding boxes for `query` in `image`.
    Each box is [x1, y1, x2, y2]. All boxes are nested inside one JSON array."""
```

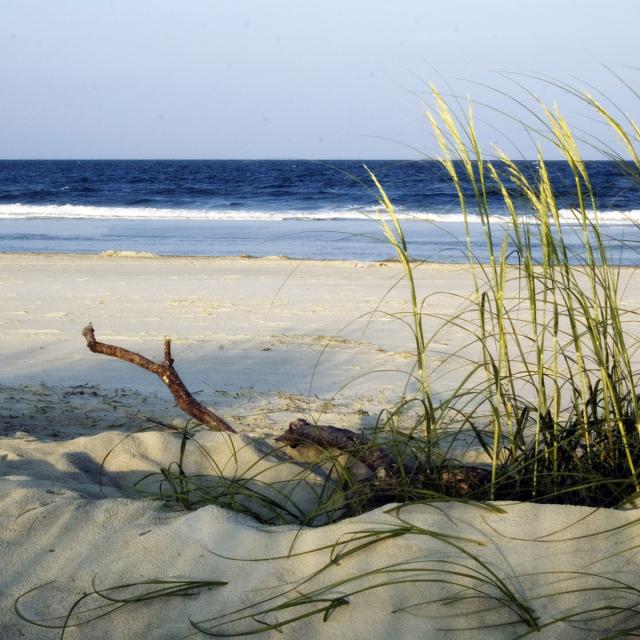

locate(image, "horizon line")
[[0, 157, 613, 162]]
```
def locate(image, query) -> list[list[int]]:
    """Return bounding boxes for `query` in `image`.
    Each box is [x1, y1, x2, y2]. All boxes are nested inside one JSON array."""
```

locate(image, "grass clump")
[[362, 83, 640, 509]]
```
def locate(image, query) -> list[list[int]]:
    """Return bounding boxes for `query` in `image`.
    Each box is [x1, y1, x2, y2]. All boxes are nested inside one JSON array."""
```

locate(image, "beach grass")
[[416, 84, 640, 508]]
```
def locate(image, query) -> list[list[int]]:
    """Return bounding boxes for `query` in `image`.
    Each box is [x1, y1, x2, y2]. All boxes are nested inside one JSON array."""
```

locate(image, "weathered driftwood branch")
[[276, 418, 491, 497], [276, 418, 411, 479], [81, 323, 236, 433]]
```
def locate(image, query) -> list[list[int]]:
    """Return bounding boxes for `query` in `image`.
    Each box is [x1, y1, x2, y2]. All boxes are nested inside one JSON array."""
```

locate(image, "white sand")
[[2, 253, 640, 638]]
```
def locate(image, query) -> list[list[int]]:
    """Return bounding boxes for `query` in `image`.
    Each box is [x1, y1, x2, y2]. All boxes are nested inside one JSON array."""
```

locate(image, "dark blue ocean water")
[[1, 160, 640, 262]]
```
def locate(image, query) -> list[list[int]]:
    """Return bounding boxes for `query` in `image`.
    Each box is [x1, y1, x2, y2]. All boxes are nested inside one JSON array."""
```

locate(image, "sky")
[[1, 0, 639, 159]]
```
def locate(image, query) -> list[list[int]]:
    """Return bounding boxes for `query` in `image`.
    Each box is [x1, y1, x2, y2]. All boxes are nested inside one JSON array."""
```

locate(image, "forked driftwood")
[[81, 323, 236, 433]]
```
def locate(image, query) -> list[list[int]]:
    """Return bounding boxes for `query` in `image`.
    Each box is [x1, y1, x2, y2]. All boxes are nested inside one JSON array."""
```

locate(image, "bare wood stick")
[[276, 418, 411, 479], [82, 323, 236, 433], [276, 419, 491, 497]]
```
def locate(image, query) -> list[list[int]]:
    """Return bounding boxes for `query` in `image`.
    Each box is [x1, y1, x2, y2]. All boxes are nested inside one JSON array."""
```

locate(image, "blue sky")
[[1, 0, 638, 159]]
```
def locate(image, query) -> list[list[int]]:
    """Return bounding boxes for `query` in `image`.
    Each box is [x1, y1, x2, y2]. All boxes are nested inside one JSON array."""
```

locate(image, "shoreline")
[[0, 249, 441, 266], [0, 249, 467, 265], [5, 212, 640, 265], [4, 249, 640, 268]]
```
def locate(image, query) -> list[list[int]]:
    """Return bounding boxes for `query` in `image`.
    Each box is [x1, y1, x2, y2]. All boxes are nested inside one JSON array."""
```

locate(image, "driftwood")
[[82, 326, 490, 497], [276, 418, 412, 479], [81, 323, 236, 433], [276, 418, 490, 497]]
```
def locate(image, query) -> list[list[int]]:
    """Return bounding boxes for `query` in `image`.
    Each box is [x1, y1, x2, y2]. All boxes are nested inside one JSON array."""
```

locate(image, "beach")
[[3, 252, 640, 638], [0, 253, 476, 424]]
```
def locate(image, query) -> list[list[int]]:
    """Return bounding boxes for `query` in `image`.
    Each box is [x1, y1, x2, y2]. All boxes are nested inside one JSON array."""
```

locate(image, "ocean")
[[1, 159, 640, 263]]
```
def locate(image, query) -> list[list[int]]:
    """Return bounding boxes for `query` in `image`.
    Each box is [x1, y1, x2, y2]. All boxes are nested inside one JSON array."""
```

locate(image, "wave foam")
[[1, 203, 640, 225]]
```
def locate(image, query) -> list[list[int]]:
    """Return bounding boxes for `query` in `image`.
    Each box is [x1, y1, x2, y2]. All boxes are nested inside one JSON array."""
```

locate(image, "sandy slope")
[[3, 254, 640, 639]]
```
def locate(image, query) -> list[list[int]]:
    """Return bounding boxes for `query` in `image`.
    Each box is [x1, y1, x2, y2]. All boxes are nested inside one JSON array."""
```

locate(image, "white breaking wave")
[[0, 203, 385, 221], [1, 203, 640, 225]]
